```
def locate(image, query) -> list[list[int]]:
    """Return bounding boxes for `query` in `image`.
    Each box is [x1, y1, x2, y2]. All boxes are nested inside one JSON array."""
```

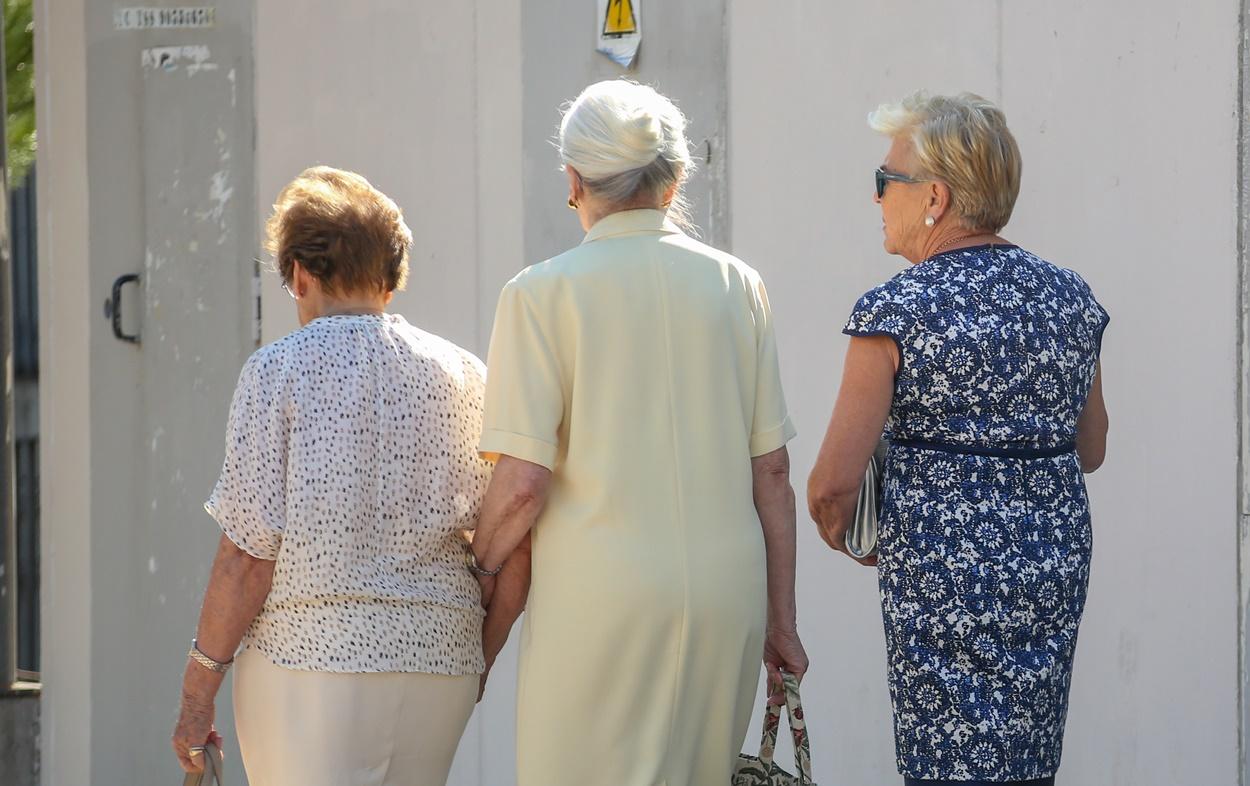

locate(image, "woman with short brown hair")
[[171, 166, 491, 786]]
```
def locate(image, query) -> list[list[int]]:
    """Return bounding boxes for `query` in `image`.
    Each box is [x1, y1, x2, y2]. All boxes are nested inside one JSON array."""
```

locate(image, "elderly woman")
[[171, 166, 492, 785], [467, 79, 808, 785], [808, 92, 1109, 786]]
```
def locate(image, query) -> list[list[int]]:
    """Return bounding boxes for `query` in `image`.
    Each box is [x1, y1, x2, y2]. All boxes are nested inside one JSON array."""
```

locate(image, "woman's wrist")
[[181, 659, 224, 705], [767, 607, 798, 633]]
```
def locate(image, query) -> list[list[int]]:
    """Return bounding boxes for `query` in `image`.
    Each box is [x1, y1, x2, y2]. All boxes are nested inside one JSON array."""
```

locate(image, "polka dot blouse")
[[205, 314, 492, 675]]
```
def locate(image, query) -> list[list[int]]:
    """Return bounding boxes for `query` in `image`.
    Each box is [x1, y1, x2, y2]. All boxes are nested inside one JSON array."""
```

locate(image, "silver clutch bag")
[[847, 440, 888, 559]]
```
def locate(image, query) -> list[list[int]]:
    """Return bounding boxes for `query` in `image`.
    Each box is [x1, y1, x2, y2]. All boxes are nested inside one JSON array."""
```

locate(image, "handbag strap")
[[182, 742, 224, 786], [756, 672, 813, 783]]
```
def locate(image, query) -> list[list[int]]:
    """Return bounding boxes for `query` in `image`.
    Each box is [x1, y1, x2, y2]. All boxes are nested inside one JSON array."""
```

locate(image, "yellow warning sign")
[[603, 0, 637, 37]]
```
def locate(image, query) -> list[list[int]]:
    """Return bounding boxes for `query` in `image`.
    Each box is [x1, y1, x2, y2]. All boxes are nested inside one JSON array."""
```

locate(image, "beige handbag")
[[732, 673, 814, 785], [182, 743, 224, 786]]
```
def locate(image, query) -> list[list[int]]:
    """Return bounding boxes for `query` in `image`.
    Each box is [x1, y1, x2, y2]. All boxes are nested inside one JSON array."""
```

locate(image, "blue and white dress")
[[843, 244, 1109, 782]]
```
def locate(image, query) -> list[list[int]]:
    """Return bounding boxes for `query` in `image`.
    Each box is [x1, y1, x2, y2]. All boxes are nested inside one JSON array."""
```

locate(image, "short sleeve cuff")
[[749, 415, 797, 457], [478, 429, 558, 470], [204, 497, 281, 561], [1095, 308, 1110, 357], [842, 326, 900, 341]]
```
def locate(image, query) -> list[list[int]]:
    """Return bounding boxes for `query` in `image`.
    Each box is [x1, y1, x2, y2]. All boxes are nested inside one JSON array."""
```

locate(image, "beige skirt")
[[232, 646, 478, 786]]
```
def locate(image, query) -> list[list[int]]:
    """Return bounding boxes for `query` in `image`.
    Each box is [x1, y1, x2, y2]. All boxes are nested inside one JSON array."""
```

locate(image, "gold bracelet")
[[188, 638, 233, 674]]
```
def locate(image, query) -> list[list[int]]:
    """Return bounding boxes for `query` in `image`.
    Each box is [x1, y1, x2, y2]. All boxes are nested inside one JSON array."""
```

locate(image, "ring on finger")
[[188, 746, 205, 756]]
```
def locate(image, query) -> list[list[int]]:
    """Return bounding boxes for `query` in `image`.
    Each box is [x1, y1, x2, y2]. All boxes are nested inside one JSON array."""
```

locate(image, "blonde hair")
[[868, 91, 1021, 232], [266, 166, 411, 295], [558, 80, 695, 225]]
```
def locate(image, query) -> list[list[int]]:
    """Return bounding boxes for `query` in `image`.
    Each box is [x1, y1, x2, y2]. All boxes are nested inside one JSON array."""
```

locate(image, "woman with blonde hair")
[[171, 166, 491, 785], [809, 92, 1109, 786], [469, 79, 808, 785]]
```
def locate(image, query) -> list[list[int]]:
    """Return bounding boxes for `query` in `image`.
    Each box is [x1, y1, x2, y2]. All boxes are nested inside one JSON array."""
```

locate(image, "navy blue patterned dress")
[[843, 244, 1108, 782]]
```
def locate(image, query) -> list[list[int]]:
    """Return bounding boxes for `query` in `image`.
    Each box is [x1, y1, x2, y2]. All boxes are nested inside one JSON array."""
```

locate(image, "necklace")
[[930, 233, 995, 258]]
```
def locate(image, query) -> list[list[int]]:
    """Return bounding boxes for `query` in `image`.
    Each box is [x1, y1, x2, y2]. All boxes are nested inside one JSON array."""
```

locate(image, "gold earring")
[[568, 198, 578, 210]]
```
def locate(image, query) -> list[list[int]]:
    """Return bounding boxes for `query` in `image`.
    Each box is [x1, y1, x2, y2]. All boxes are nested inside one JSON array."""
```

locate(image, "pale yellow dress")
[[480, 209, 795, 786]]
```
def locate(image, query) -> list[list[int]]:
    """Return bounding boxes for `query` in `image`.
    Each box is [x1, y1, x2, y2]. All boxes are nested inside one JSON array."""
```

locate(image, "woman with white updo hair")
[[468, 79, 809, 785]]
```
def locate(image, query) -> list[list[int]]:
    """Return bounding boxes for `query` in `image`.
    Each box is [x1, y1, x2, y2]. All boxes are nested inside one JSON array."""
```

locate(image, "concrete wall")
[[730, 2, 1242, 784], [33, 0, 91, 783], [37, 0, 257, 783], [0, 694, 39, 785], [31, 1, 1247, 783]]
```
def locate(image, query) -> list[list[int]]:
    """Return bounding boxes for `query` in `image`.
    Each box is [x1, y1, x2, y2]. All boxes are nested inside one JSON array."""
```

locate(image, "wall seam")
[[1237, 0, 1249, 781], [472, 0, 483, 355], [471, 1, 484, 781], [995, 0, 1004, 105]]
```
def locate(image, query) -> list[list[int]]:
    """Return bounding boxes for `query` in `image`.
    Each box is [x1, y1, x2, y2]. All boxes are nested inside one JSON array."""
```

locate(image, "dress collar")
[[581, 209, 683, 245]]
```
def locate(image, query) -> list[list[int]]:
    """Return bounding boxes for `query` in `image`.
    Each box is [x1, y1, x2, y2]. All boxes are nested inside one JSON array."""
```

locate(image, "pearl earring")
[[925, 216, 936, 227]]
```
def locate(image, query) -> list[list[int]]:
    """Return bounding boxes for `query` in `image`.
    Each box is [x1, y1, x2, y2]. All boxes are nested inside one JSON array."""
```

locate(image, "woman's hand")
[[763, 625, 809, 705], [477, 533, 534, 704], [477, 573, 498, 609], [812, 511, 879, 567], [171, 692, 222, 773], [810, 507, 848, 554], [478, 656, 494, 704]]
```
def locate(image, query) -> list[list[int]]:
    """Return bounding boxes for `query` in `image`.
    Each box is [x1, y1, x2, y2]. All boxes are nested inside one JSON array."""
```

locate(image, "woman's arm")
[[753, 446, 809, 696], [471, 455, 551, 587], [469, 453, 550, 665], [807, 335, 896, 563], [1075, 363, 1108, 473], [478, 532, 532, 700], [172, 534, 276, 772], [470, 456, 549, 699]]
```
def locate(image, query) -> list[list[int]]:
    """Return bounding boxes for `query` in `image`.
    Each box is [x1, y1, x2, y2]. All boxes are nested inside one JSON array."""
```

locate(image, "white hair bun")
[[559, 80, 692, 183]]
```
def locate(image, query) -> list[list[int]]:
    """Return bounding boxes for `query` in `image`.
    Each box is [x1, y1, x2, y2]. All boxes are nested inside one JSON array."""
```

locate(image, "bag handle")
[[182, 742, 224, 786], [756, 672, 813, 783]]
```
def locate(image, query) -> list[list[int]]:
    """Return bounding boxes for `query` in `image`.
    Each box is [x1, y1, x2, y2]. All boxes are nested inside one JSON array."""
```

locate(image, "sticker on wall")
[[597, 0, 641, 68], [115, 7, 216, 30], [141, 46, 218, 76]]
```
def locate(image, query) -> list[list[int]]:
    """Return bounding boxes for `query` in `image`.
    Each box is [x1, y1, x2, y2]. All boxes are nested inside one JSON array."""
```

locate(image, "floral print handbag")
[[733, 673, 815, 785]]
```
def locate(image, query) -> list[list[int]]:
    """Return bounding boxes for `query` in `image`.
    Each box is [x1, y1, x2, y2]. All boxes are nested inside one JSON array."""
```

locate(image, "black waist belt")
[[891, 438, 1076, 459]]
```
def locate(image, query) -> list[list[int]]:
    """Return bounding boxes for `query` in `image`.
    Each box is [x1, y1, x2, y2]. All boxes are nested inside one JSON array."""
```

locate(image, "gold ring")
[[188, 747, 204, 756]]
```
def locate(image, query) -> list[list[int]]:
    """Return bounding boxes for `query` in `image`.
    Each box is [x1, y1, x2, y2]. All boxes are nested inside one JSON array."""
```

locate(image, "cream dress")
[[480, 210, 795, 786]]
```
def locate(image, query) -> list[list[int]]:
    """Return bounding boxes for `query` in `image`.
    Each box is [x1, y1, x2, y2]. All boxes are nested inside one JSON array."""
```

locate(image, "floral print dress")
[[843, 244, 1109, 782]]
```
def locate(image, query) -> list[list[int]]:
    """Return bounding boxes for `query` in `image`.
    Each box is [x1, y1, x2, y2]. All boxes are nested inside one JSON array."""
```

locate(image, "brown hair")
[[265, 166, 411, 295]]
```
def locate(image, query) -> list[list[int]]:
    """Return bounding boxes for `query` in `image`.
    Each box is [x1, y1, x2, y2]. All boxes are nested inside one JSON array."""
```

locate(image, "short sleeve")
[[749, 277, 797, 457], [204, 352, 288, 560], [842, 285, 913, 344], [1065, 268, 1111, 358], [479, 280, 565, 469], [1084, 285, 1110, 358]]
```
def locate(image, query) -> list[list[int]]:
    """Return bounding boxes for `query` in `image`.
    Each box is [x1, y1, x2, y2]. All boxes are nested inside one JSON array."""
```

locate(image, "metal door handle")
[[106, 273, 141, 344]]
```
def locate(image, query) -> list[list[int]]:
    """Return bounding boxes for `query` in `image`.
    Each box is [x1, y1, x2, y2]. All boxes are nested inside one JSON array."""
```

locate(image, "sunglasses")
[[875, 167, 929, 199]]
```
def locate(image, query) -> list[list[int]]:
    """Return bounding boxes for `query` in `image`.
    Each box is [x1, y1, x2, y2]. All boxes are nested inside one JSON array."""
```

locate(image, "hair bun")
[[558, 80, 692, 182], [626, 111, 665, 157]]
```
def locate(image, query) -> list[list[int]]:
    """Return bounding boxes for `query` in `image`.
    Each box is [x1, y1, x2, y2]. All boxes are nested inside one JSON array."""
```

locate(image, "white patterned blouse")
[[205, 313, 492, 675]]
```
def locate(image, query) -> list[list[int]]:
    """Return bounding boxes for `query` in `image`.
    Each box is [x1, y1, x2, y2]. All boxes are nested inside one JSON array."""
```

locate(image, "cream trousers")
[[232, 647, 478, 786]]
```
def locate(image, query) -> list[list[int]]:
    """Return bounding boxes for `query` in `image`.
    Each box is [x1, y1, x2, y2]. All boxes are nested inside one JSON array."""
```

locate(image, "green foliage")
[[6, 0, 33, 188]]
